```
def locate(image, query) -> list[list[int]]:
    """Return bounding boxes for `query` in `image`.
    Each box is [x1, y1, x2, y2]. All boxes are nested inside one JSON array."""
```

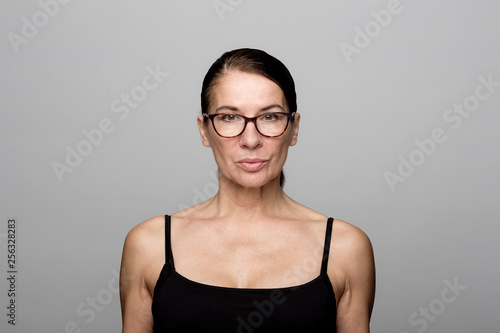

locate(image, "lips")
[[237, 158, 268, 171]]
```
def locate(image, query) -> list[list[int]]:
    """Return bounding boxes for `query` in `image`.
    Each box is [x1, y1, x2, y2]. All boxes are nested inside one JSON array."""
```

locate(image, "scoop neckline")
[[170, 268, 329, 292]]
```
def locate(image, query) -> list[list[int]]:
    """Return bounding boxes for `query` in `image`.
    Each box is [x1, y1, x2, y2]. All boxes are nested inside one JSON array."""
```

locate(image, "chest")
[[171, 232, 325, 289]]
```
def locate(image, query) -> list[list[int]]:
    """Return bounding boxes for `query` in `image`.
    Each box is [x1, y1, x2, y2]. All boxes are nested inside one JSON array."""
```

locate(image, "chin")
[[234, 173, 279, 189]]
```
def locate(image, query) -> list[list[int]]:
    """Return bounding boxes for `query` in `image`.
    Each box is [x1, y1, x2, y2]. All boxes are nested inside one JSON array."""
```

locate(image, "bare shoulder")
[[121, 216, 167, 295], [284, 196, 330, 224], [330, 218, 374, 278], [329, 219, 375, 325], [122, 216, 165, 270], [124, 216, 164, 250], [120, 217, 165, 331], [331, 219, 373, 255]]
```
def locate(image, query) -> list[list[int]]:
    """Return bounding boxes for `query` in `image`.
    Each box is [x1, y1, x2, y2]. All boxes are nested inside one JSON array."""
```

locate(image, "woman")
[[120, 48, 375, 332]]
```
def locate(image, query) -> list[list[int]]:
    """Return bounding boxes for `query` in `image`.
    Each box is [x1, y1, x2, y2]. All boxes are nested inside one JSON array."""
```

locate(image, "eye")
[[220, 114, 241, 122], [259, 113, 283, 122], [260, 113, 280, 121]]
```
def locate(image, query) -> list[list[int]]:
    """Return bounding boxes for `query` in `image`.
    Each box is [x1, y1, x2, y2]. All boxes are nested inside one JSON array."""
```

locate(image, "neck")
[[208, 173, 291, 220]]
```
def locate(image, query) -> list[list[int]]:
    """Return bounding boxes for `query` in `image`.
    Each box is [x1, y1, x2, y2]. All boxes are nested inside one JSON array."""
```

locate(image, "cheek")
[[209, 137, 235, 164], [274, 134, 295, 166], [206, 126, 224, 150], [277, 144, 290, 162], [278, 132, 294, 154], [272, 140, 291, 165]]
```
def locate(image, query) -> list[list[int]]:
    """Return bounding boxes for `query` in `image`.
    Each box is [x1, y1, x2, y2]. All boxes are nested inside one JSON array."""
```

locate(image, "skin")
[[120, 70, 375, 332]]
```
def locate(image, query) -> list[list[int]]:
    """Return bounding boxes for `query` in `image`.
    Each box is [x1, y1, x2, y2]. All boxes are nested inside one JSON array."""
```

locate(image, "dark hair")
[[201, 48, 297, 188]]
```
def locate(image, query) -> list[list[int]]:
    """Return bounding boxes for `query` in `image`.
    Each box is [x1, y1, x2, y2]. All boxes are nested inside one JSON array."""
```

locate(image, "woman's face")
[[198, 70, 300, 189]]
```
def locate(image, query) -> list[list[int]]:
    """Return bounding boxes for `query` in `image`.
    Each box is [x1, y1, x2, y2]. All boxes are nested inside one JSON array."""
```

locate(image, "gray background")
[[1, 0, 499, 332]]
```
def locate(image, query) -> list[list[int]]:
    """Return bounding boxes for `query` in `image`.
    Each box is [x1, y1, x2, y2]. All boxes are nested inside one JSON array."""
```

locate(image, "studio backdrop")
[[1, 0, 499, 332]]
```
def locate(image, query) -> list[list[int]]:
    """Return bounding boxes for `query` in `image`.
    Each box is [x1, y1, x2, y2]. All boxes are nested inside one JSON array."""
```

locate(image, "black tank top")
[[152, 215, 337, 332]]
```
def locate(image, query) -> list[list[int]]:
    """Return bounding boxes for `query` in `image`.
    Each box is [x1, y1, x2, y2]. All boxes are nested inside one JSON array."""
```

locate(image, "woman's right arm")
[[120, 223, 155, 333]]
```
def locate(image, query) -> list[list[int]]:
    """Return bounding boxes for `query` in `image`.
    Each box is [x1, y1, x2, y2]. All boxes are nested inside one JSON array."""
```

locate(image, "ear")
[[197, 115, 211, 147], [289, 112, 300, 146]]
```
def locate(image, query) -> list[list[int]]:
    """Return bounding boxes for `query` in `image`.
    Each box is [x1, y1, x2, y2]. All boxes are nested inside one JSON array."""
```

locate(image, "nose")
[[239, 119, 262, 149]]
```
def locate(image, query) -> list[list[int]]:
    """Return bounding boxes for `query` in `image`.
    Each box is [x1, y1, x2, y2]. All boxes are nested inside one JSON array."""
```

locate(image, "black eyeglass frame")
[[203, 112, 296, 138]]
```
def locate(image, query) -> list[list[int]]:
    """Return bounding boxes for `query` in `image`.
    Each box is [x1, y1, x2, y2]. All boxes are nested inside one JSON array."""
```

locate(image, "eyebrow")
[[214, 104, 285, 113]]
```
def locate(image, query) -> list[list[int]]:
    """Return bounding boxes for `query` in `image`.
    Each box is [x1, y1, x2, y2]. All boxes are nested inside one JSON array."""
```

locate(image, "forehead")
[[210, 71, 286, 112]]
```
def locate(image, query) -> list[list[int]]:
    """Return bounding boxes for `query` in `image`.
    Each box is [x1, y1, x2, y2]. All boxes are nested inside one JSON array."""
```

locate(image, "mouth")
[[237, 159, 268, 171]]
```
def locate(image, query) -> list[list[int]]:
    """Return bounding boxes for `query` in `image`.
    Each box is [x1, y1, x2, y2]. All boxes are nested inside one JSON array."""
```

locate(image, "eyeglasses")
[[203, 112, 295, 138]]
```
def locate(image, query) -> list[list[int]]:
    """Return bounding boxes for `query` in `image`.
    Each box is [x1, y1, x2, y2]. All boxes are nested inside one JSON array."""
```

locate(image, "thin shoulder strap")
[[164, 215, 175, 269], [320, 217, 334, 275]]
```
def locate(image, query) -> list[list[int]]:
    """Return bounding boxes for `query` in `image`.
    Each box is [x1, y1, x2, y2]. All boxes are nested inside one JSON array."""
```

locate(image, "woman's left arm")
[[335, 223, 376, 333]]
